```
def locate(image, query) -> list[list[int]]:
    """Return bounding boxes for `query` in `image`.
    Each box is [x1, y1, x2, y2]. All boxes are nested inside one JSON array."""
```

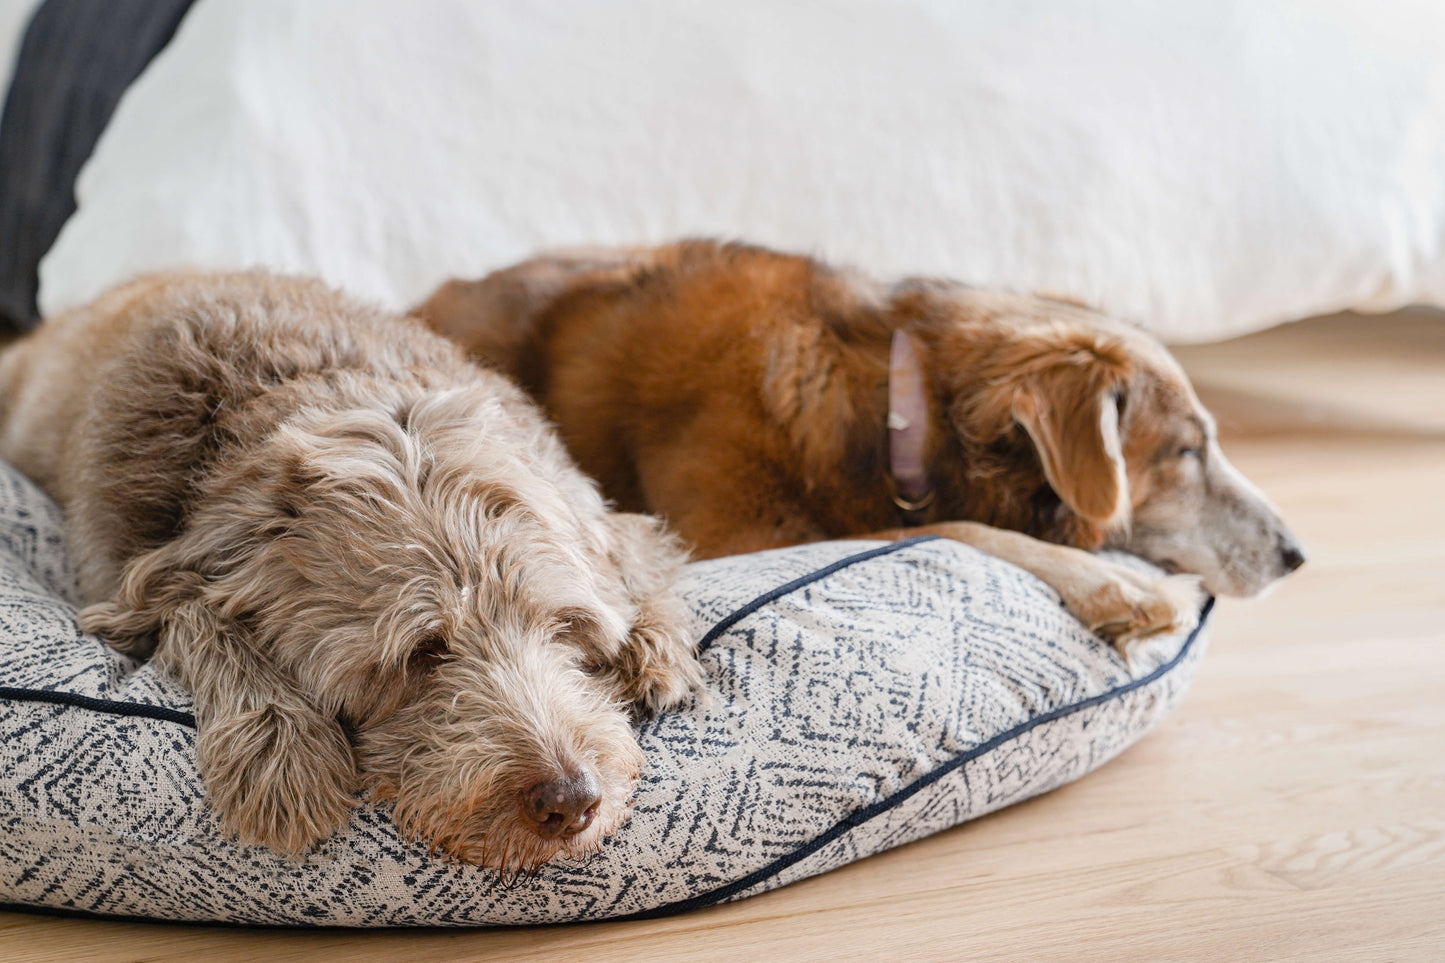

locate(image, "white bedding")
[[38, 0, 1445, 342]]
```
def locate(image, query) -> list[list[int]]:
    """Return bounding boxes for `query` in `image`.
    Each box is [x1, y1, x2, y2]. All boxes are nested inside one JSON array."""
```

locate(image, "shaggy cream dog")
[[0, 271, 702, 872]]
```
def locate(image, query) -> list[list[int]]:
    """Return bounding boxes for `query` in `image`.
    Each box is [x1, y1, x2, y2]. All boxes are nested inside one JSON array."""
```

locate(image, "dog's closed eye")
[[408, 632, 450, 675]]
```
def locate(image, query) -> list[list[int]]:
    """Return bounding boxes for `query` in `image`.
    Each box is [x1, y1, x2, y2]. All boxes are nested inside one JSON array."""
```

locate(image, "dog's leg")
[[84, 596, 358, 855], [586, 512, 704, 716], [866, 521, 1206, 656]]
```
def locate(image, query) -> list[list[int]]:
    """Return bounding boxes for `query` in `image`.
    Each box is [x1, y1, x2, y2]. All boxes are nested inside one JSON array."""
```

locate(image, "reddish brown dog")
[[417, 240, 1305, 653]]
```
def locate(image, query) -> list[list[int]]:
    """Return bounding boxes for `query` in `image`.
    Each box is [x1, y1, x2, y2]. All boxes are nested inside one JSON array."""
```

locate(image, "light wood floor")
[[5, 310, 1443, 962]]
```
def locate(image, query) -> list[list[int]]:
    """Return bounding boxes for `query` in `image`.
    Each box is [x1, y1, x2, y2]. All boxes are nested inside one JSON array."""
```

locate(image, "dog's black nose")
[[1278, 538, 1307, 574], [523, 770, 602, 839]]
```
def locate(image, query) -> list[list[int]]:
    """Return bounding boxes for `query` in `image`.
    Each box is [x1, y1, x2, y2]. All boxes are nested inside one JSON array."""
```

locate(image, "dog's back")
[[417, 241, 1113, 553], [0, 271, 479, 602], [416, 242, 908, 552], [0, 275, 177, 500]]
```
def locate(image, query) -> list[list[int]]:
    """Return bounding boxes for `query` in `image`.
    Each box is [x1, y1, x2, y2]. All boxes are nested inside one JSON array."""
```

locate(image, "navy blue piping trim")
[[697, 536, 941, 652], [0, 537, 939, 724], [615, 594, 1215, 922], [0, 685, 195, 727]]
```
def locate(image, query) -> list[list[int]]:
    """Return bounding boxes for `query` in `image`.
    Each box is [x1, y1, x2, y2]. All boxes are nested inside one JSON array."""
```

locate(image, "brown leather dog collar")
[[887, 329, 935, 526]]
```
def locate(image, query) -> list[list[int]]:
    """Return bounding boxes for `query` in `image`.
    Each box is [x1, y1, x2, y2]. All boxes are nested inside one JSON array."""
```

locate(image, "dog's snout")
[[1278, 536, 1307, 574], [523, 769, 602, 839]]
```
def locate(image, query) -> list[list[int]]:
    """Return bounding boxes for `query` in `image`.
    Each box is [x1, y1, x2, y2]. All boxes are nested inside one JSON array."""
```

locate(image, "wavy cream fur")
[[0, 270, 702, 869]]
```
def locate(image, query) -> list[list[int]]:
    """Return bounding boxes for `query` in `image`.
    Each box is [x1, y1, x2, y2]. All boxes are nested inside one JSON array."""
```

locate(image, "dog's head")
[[928, 293, 1304, 597], [267, 389, 652, 871], [95, 384, 655, 873]]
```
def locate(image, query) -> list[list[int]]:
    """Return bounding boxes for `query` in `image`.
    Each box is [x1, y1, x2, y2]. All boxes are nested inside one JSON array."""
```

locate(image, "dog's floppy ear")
[[159, 597, 357, 855], [1008, 332, 1132, 528], [81, 511, 357, 855], [954, 326, 1133, 530]]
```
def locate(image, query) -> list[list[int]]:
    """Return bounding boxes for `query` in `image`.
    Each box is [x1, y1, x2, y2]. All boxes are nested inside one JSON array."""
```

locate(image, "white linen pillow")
[[37, 0, 1445, 343], [0, 457, 1209, 925]]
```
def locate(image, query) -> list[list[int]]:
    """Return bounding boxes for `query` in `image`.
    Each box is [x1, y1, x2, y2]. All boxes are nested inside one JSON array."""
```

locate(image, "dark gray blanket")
[[0, 0, 196, 332]]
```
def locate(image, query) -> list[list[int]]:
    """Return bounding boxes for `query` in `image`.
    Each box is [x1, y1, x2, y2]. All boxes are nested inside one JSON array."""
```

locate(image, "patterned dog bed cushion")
[[0, 458, 1210, 926]]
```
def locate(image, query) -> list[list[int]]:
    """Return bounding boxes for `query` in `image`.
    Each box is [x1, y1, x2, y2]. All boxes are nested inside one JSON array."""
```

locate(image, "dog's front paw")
[[1064, 564, 1206, 658], [590, 598, 705, 718], [616, 619, 706, 717], [198, 703, 357, 856]]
